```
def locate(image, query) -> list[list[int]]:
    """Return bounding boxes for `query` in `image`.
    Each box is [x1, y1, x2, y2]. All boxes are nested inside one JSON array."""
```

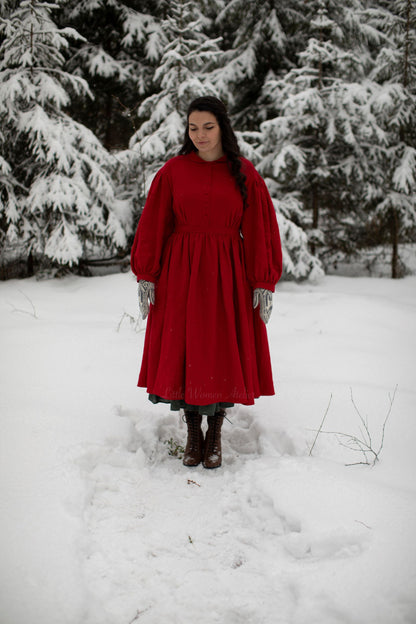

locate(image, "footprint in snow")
[[116, 404, 300, 469], [283, 525, 371, 560]]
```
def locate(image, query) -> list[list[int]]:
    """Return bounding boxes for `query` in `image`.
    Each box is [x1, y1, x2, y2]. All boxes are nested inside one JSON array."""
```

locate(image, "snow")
[[1, 273, 416, 624]]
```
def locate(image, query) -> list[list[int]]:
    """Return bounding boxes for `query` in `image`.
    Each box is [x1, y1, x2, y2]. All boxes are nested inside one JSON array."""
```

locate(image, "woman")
[[131, 96, 282, 469]]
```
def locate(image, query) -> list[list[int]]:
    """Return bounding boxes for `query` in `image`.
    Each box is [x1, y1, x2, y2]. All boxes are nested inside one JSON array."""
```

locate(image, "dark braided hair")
[[178, 96, 247, 207]]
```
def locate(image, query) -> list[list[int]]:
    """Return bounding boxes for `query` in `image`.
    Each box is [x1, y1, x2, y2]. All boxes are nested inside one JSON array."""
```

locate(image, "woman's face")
[[188, 110, 223, 161]]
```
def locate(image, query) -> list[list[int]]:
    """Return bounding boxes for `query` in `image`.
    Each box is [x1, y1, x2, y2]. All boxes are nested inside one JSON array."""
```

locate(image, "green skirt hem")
[[148, 394, 234, 416]]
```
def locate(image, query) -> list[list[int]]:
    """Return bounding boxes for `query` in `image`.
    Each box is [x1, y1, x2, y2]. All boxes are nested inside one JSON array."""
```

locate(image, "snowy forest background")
[[0, 0, 415, 281]]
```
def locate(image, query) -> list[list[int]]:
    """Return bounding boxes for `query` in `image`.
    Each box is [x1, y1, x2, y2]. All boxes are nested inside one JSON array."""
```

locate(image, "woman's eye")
[[189, 126, 215, 133]]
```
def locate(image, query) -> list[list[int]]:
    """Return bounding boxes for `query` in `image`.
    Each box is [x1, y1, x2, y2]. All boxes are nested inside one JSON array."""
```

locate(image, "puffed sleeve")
[[130, 163, 174, 282], [241, 167, 283, 291]]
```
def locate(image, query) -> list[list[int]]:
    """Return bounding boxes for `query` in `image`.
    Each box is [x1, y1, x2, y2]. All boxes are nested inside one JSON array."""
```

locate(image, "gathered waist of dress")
[[173, 224, 240, 236]]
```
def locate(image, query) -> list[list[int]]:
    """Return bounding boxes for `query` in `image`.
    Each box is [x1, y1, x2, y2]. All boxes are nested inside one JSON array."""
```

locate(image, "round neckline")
[[187, 151, 227, 164]]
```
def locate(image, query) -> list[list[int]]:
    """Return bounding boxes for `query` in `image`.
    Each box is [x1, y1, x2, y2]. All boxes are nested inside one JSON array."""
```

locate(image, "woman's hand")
[[138, 280, 155, 319], [253, 288, 273, 324]]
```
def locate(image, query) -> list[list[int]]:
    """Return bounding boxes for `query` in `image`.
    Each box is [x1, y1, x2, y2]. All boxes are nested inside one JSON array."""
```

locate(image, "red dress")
[[130, 152, 282, 406]]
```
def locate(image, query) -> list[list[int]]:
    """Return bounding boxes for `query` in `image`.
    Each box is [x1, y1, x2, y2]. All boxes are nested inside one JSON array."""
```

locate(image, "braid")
[[226, 151, 247, 208], [179, 97, 248, 207]]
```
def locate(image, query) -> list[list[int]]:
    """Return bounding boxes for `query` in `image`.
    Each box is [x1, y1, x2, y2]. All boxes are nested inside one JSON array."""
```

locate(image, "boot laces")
[[189, 422, 200, 448], [206, 414, 223, 453], [184, 413, 201, 450]]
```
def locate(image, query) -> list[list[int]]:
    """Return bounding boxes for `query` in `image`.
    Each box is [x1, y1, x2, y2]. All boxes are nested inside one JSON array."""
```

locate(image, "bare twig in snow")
[[8, 290, 38, 319], [315, 386, 397, 466], [187, 479, 201, 487], [355, 519, 372, 530], [309, 393, 333, 456], [128, 607, 150, 623], [116, 311, 143, 333]]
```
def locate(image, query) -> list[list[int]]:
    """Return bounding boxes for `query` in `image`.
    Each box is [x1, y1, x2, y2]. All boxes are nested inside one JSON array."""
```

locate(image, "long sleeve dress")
[[130, 151, 283, 408]]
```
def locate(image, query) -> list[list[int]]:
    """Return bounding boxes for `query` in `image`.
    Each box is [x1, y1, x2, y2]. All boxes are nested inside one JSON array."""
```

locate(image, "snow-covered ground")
[[1, 272, 415, 624]]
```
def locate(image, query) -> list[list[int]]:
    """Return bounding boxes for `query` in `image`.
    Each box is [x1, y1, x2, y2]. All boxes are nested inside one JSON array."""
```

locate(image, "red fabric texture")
[[130, 152, 283, 406]]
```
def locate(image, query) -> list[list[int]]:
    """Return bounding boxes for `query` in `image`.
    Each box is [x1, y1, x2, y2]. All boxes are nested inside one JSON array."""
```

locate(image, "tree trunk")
[[311, 184, 319, 255], [27, 251, 34, 277], [390, 208, 399, 279], [104, 93, 114, 150], [399, 0, 411, 144], [394, 1, 410, 274], [402, 0, 411, 89]]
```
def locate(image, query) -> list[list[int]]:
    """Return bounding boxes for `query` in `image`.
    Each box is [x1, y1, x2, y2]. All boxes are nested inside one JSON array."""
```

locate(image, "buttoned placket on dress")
[[202, 163, 212, 223]]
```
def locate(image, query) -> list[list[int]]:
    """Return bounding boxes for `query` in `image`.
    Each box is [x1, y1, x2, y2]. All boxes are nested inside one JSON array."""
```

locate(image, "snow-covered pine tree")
[[260, 0, 383, 263], [0, 0, 131, 276], [57, 0, 162, 150], [212, 0, 304, 128], [265, 177, 325, 281], [126, 0, 221, 199], [362, 0, 416, 277]]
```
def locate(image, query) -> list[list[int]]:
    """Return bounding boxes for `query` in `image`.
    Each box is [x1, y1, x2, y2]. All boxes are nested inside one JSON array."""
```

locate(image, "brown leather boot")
[[203, 410, 225, 469], [183, 411, 204, 466]]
